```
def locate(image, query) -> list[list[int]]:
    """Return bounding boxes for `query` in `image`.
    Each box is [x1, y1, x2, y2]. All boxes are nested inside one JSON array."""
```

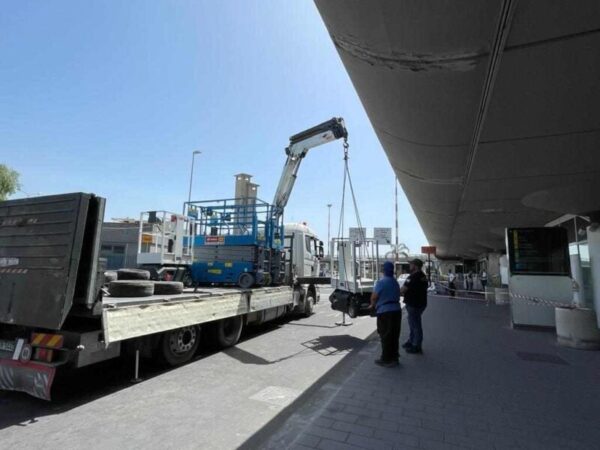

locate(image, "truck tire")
[[158, 326, 200, 366], [117, 268, 151, 281], [238, 273, 254, 289], [303, 294, 315, 317], [154, 281, 184, 295], [109, 280, 155, 297], [104, 271, 117, 284], [216, 316, 243, 348]]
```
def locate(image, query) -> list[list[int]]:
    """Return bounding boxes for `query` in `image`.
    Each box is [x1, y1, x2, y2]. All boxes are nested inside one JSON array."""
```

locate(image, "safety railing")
[[137, 211, 194, 266]]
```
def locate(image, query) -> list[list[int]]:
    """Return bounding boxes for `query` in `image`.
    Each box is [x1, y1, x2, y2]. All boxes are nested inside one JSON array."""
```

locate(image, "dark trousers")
[[449, 281, 456, 297], [377, 310, 401, 362], [406, 305, 426, 348]]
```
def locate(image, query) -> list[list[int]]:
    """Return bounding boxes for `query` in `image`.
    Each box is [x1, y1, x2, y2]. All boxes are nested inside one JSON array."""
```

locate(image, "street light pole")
[[187, 151, 201, 211], [326, 203, 332, 255]]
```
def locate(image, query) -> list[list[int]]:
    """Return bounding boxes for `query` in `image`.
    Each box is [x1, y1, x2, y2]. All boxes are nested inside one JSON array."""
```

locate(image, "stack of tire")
[[107, 268, 184, 298]]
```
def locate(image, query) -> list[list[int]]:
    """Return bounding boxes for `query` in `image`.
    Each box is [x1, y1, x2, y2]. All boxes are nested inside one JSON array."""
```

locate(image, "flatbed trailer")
[[102, 285, 303, 343], [0, 193, 319, 400]]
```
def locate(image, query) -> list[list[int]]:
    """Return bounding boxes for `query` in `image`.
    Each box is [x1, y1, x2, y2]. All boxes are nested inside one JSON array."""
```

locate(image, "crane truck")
[[186, 117, 348, 288], [0, 118, 348, 400]]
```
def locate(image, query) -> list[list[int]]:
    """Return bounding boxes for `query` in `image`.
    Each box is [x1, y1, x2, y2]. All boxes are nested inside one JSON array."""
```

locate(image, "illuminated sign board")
[[506, 228, 570, 276]]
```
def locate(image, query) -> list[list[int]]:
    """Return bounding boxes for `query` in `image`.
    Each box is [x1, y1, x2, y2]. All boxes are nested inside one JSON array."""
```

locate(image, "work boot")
[[375, 359, 399, 368], [401, 341, 412, 349]]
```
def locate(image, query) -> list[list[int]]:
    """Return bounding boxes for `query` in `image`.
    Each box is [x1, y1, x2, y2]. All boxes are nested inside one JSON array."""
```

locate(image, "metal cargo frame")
[[0, 193, 105, 330]]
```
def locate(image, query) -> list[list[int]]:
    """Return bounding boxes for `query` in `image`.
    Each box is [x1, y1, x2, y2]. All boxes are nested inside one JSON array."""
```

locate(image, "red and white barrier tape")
[[431, 282, 573, 308]]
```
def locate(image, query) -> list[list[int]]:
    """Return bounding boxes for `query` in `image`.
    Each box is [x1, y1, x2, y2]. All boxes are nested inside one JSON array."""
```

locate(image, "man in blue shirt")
[[369, 261, 401, 367]]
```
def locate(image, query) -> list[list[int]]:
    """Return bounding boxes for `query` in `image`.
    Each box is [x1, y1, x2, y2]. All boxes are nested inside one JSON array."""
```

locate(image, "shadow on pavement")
[[223, 334, 367, 366], [301, 334, 366, 356], [239, 331, 377, 450], [285, 322, 339, 329]]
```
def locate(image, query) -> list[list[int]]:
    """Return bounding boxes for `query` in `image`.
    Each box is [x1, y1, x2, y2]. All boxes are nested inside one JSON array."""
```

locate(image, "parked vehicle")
[[0, 193, 322, 400]]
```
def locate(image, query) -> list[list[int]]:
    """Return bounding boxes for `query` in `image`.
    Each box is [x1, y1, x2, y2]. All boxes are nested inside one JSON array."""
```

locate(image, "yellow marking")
[[208, 269, 222, 274], [224, 262, 233, 268], [47, 335, 62, 348], [32, 334, 45, 345]]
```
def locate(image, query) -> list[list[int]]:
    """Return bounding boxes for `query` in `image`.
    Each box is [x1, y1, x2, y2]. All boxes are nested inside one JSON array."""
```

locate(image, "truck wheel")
[[117, 268, 151, 280], [109, 280, 155, 297], [303, 295, 315, 317], [238, 273, 254, 289], [154, 281, 184, 295], [216, 316, 243, 347], [159, 326, 200, 366]]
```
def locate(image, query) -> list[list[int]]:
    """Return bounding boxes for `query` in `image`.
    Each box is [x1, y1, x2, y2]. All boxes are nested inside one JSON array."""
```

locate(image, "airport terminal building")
[[316, 1, 600, 336]]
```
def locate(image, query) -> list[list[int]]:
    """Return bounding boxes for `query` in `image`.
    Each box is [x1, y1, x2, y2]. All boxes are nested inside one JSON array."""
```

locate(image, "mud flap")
[[0, 359, 56, 400]]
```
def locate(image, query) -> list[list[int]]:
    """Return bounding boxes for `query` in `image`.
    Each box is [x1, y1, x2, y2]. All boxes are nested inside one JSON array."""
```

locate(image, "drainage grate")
[[516, 352, 569, 365]]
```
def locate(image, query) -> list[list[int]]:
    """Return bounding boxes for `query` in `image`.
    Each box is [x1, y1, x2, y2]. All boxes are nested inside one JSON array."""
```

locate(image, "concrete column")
[[587, 226, 600, 328], [487, 252, 501, 287], [569, 252, 584, 307]]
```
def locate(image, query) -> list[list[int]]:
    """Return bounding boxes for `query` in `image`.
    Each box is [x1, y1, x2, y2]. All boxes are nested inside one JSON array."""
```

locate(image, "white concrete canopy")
[[315, 0, 600, 257]]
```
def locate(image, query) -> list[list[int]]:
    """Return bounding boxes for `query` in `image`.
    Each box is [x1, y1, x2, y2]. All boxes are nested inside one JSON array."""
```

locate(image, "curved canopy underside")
[[315, 0, 600, 258]]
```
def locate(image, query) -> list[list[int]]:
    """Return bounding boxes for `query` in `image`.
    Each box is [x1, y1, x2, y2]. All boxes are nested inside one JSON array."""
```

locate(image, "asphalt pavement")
[[254, 295, 600, 450], [0, 287, 376, 449]]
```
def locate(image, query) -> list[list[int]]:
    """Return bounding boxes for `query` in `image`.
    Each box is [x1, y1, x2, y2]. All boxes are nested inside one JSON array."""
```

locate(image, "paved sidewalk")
[[251, 296, 600, 450]]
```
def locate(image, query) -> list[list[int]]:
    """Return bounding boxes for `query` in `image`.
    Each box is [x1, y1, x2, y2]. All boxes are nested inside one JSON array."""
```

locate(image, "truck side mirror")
[[318, 243, 324, 258]]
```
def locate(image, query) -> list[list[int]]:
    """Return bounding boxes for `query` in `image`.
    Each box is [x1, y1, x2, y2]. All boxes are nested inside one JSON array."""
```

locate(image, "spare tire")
[[109, 280, 155, 297], [104, 271, 118, 284], [117, 268, 151, 281], [154, 281, 184, 295]]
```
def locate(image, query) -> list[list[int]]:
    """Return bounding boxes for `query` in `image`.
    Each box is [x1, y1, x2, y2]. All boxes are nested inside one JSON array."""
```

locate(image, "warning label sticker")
[[205, 236, 225, 245]]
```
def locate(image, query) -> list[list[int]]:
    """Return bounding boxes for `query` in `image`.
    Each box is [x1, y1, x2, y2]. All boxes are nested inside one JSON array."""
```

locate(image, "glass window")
[[305, 235, 312, 254]]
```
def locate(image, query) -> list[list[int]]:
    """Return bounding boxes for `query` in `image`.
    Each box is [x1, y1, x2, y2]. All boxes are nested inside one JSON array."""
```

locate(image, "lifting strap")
[[336, 138, 370, 294]]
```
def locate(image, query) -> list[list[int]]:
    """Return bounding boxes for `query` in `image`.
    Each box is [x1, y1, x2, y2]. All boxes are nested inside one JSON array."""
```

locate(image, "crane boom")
[[271, 117, 348, 218]]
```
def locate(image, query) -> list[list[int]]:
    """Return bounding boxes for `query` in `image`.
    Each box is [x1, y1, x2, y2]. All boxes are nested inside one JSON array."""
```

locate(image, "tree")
[[0, 164, 20, 201]]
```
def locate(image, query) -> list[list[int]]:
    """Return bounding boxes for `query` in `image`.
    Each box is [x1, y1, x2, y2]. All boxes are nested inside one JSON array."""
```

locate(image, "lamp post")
[[327, 203, 332, 255], [187, 151, 201, 208]]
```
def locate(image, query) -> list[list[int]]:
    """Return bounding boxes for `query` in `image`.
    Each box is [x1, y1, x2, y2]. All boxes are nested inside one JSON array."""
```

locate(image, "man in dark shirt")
[[369, 261, 401, 367], [401, 258, 428, 354]]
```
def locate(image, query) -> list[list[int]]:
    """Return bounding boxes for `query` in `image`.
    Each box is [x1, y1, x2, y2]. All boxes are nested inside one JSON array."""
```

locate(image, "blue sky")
[[1, 0, 426, 252]]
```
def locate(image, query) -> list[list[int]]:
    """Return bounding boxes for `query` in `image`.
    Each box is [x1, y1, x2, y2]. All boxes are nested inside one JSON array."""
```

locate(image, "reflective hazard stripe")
[[30, 333, 64, 349], [47, 335, 62, 348]]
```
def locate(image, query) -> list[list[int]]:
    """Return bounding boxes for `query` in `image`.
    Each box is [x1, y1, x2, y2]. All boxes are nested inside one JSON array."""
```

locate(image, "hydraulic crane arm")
[[272, 117, 348, 217]]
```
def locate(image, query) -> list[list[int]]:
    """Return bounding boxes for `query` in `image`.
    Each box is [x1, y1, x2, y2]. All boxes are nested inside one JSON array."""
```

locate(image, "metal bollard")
[[131, 349, 142, 383], [335, 312, 353, 327]]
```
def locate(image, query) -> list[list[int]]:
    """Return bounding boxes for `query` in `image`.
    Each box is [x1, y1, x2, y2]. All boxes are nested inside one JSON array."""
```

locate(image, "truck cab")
[[284, 222, 324, 280]]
